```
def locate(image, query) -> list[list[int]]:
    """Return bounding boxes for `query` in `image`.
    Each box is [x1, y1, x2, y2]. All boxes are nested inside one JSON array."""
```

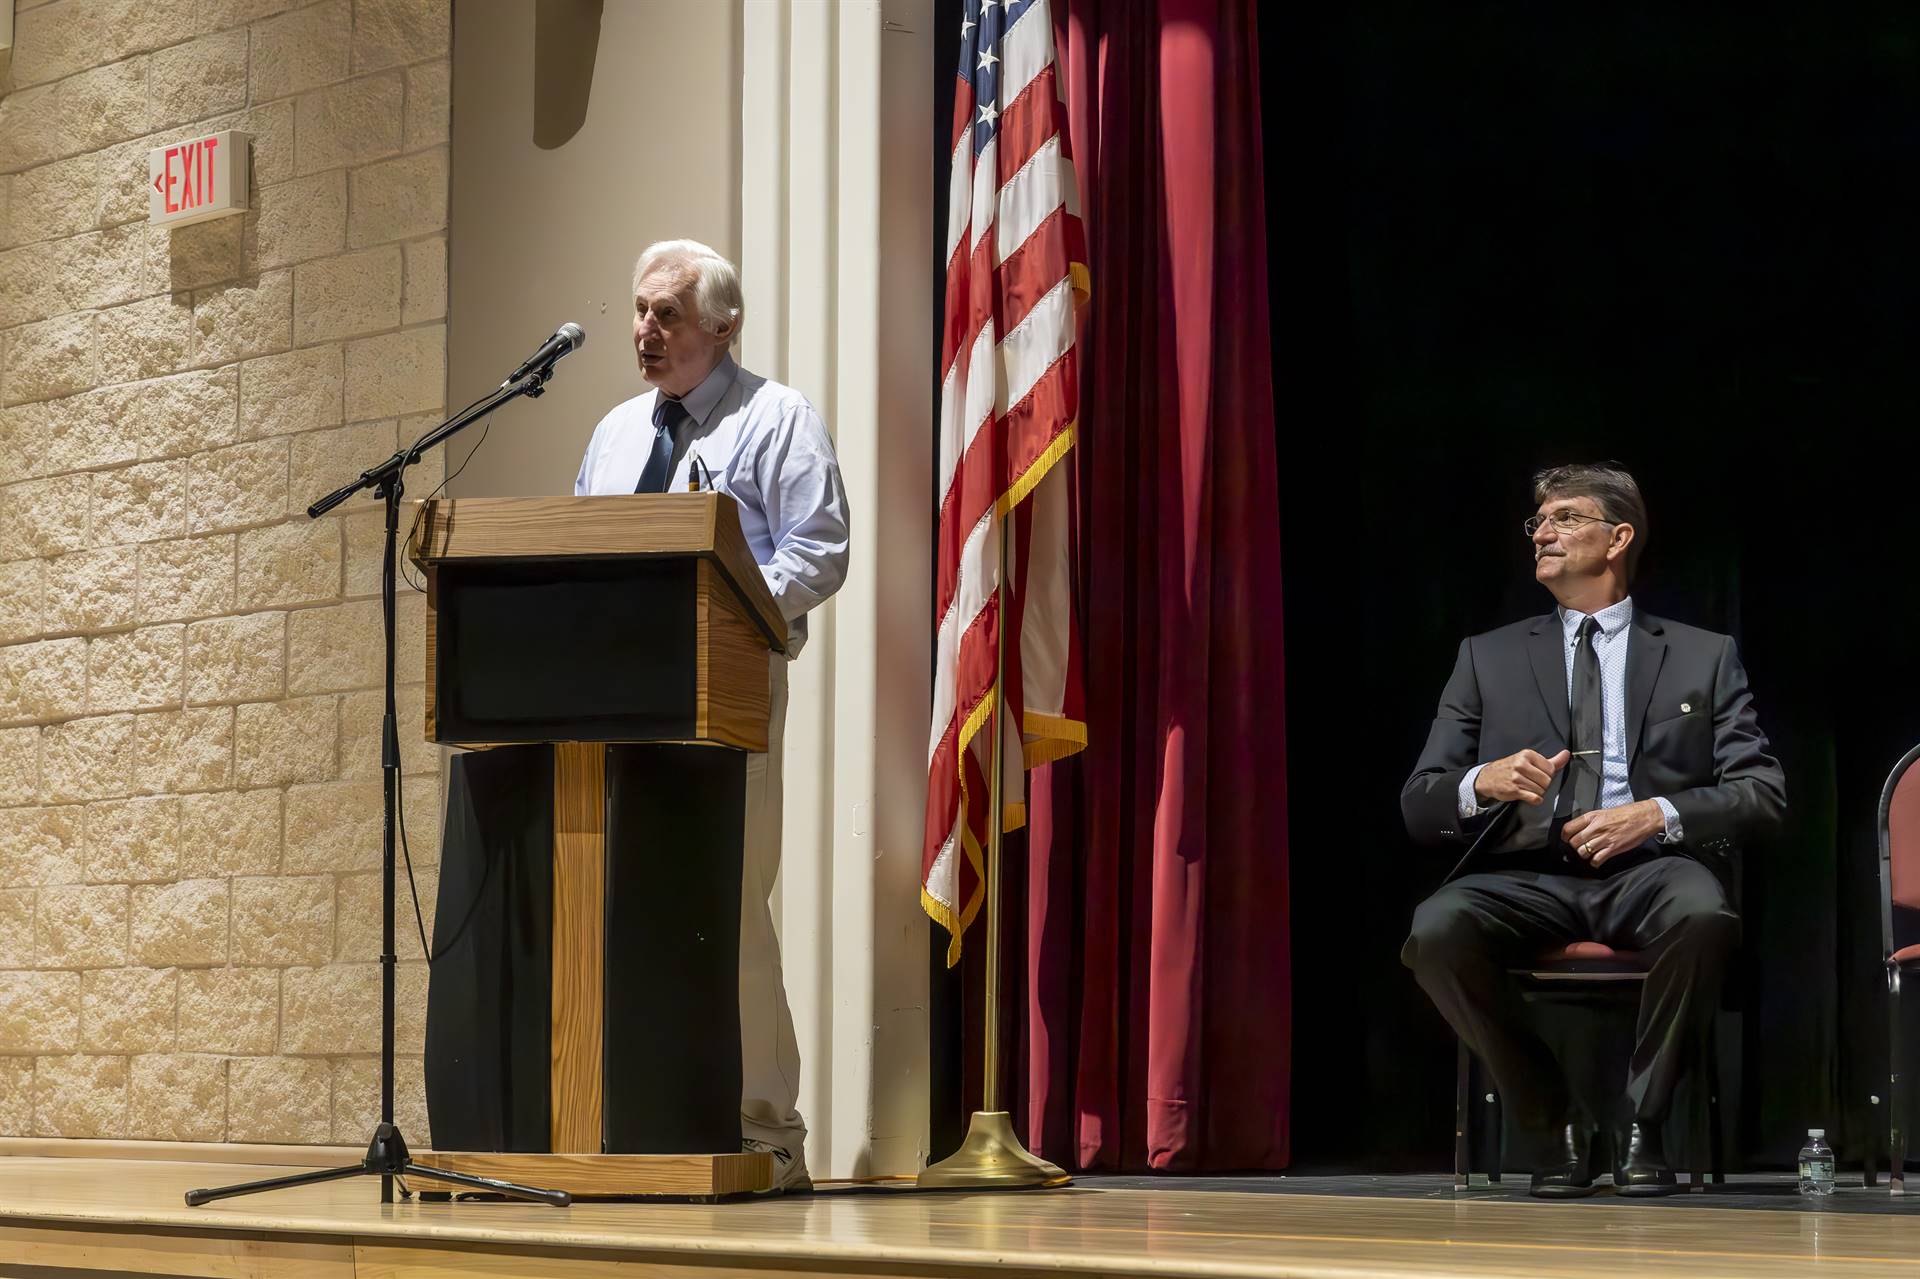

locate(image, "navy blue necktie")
[[635, 398, 689, 494]]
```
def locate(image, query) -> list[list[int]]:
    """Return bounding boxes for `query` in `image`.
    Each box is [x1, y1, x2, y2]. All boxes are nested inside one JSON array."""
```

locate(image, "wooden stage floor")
[[3, 1156, 1920, 1277]]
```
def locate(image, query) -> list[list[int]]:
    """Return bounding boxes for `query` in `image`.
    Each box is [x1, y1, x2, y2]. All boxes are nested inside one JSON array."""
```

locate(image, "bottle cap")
[[1808, 1128, 1825, 1138]]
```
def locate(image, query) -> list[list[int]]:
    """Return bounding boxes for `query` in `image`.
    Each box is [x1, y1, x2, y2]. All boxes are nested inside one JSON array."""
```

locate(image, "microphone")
[[503, 322, 585, 386]]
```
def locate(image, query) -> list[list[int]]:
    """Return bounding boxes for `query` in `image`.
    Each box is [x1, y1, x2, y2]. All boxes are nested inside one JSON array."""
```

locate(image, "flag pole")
[[919, 513, 1070, 1191]]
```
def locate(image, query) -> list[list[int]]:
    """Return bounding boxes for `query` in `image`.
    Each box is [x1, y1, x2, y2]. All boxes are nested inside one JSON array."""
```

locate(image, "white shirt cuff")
[[1654, 797, 1683, 843], [1458, 765, 1493, 819]]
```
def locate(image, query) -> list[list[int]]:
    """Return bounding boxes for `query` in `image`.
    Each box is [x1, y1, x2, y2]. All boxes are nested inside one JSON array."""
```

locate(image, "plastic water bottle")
[[1797, 1129, 1835, 1196]]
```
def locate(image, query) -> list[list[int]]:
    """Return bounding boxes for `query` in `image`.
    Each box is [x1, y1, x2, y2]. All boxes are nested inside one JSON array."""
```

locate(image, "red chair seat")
[[1511, 940, 1650, 980], [1541, 941, 1646, 965]]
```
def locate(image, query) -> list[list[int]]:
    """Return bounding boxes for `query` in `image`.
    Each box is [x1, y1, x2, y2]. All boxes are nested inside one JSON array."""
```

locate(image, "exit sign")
[[148, 130, 249, 227]]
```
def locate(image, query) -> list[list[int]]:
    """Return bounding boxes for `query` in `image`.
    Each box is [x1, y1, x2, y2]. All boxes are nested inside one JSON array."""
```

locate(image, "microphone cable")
[[397, 382, 510, 594], [386, 382, 517, 964], [688, 451, 717, 492], [380, 332, 585, 964]]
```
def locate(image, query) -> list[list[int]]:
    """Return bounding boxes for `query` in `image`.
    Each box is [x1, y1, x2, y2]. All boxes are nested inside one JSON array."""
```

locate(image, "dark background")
[[1273, 3, 1920, 1170], [932, 1, 1920, 1172]]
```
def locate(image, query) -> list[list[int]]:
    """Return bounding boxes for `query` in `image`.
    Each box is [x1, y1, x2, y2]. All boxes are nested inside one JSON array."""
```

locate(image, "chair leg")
[[1684, 1078, 1707, 1191], [1679, 1014, 1720, 1192], [1487, 1088, 1503, 1184], [1866, 1085, 1880, 1188], [1684, 1075, 1707, 1191], [1455, 1038, 1471, 1190], [1892, 966, 1908, 1196], [1455, 1040, 1501, 1189], [1708, 1017, 1725, 1186], [1687, 1100, 1720, 1190]]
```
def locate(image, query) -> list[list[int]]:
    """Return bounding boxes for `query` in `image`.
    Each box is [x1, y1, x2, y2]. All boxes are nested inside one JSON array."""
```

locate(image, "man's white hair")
[[633, 239, 743, 346]]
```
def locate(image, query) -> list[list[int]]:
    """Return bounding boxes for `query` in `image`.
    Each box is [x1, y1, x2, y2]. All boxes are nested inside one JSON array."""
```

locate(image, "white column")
[[867, 0, 937, 1176], [739, 0, 933, 1179], [774, 0, 841, 1177], [739, 0, 791, 387], [829, 2, 882, 1183]]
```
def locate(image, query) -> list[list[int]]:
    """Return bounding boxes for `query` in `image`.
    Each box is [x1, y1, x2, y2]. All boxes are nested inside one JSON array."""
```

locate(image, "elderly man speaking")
[[575, 239, 850, 1193]]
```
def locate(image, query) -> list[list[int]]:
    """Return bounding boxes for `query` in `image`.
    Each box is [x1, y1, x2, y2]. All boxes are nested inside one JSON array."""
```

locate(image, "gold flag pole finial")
[[919, 519, 1070, 1192]]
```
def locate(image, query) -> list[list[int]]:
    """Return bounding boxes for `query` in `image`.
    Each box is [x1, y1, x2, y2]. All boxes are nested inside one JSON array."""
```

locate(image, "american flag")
[[922, 0, 1089, 965]]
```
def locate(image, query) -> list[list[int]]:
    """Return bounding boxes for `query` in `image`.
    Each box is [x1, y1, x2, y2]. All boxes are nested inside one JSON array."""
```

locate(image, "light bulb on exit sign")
[[148, 131, 250, 228]]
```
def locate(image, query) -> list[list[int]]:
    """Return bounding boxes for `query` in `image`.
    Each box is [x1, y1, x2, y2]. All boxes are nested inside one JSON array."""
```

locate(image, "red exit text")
[[152, 137, 222, 214]]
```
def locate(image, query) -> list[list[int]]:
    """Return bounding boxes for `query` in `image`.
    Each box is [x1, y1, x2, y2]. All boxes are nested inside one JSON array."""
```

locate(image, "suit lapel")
[[1528, 613, 1570, 744], [1625, 610, 1667, 766]]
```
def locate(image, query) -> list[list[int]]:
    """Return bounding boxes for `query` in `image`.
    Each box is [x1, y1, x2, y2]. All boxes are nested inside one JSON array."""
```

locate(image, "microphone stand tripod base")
[[917, 1111, 1070, 1190]]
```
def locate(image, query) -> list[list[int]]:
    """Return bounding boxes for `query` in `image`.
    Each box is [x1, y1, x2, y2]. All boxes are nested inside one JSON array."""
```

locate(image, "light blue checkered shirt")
[[1458, 597, 1682, 840], [574, 354, 850, 658]]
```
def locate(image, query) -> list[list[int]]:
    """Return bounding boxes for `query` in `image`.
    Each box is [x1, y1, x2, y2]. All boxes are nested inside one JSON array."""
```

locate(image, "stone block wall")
[[0, 0, 449, 1145]]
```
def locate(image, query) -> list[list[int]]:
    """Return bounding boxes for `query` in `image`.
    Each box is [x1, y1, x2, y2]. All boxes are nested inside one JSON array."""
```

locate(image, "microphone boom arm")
[[307, 369, 551, 518]]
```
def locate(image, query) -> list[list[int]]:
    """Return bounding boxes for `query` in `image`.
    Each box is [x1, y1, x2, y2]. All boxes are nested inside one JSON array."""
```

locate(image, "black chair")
[[1866, 743, 1920, 1195], [1456, 941, 1724, 1190]]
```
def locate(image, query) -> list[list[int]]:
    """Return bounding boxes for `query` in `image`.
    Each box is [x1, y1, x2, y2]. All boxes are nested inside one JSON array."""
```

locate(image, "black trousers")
[[1401, 850, 1738, 1130]]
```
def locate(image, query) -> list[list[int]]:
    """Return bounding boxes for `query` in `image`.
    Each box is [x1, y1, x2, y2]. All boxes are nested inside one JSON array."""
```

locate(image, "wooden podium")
[[406, 495, 785, 1199]]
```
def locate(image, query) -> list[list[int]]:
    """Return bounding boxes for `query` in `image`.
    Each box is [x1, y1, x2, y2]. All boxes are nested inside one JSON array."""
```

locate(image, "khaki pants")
[[739, 654, 805, 1158]]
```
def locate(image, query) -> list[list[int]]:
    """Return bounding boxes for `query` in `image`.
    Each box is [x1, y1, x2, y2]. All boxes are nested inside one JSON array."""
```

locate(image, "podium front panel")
[[434, 559, 699, 742]]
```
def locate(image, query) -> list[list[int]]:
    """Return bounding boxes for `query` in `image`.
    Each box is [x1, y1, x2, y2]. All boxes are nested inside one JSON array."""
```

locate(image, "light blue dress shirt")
[[1458, 597, 1683, 842], [574, 354, 850, 656]]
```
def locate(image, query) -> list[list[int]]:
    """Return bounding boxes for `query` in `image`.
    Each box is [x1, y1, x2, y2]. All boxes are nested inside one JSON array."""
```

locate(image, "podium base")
[[917, 1112, 1071, 1190], [409, 1151, 772, 1199]]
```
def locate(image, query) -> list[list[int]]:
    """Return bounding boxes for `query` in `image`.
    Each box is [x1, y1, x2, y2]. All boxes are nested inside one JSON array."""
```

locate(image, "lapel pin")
[[1680, 702, 1692, 713]]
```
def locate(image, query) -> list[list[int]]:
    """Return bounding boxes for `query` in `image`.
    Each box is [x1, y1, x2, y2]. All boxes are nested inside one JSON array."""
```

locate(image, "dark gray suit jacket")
[[1401, 609, 1787, 878]]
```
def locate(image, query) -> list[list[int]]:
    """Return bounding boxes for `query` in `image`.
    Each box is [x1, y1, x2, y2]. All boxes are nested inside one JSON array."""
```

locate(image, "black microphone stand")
[[186, 363, 572, 1210]]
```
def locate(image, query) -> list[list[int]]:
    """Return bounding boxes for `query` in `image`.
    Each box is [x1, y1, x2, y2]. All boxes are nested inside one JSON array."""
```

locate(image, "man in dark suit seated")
[[1400, 463, 1786, 1198]]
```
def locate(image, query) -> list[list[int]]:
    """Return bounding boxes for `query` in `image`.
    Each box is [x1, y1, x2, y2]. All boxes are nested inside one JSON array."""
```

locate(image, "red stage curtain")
[[1005, 0, 1289, 1174]]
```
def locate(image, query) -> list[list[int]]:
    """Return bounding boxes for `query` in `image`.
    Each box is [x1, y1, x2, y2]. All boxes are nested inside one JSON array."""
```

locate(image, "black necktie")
[[634, 398, 689, 494], [1559, 617, 1603, 817]]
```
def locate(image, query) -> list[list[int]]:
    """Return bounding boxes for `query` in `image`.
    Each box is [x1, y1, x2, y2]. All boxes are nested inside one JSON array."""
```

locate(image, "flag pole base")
[[917, 1111, 1071, 1190]]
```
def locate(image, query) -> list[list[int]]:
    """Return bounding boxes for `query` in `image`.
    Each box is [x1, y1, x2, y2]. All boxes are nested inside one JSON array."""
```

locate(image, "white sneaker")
[[743, 1137, 812, 1194]]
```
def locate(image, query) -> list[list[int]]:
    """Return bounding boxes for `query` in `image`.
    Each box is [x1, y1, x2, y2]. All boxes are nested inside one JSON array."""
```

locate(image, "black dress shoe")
[[1613, 1120, 1680, 1197], [1530, 1120, 1598, 1198]]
